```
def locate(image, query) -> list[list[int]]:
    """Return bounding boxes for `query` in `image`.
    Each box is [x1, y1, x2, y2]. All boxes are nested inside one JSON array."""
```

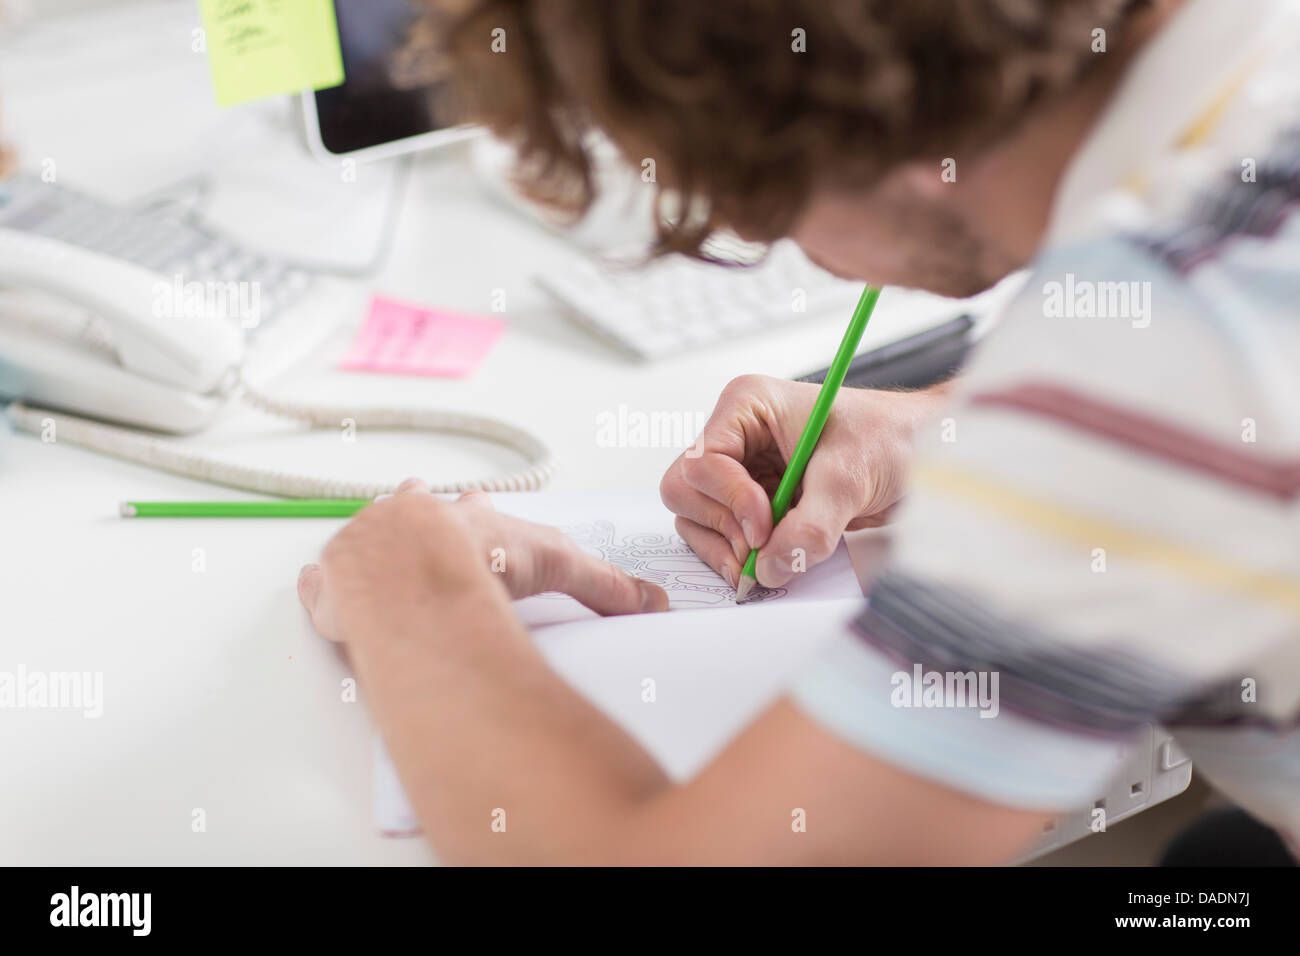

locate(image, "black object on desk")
[[798, 313, 974, 390]]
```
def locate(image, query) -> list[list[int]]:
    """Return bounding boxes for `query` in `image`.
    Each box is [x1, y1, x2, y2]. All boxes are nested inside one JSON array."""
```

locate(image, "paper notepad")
[[199, 0, 345, 108], [373, 490, 866, 836], [341, 297, 506, 378]]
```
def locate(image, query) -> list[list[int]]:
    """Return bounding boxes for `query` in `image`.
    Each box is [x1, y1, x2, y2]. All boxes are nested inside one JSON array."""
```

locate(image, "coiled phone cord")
[[4, 377, 557, 498]]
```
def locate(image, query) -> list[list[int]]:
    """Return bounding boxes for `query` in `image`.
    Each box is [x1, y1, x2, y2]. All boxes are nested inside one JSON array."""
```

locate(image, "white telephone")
[[0, 174, 555, 496], [0, 228, 247, 433], [0, 170, 358, 432]]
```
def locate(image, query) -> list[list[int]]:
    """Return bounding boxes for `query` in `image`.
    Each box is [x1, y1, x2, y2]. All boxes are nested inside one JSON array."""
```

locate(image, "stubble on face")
[[791, 183, 1023, 298]]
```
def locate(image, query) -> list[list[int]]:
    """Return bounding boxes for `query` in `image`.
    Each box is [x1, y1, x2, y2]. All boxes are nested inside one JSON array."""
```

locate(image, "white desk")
[[0, 1, 965, 864]]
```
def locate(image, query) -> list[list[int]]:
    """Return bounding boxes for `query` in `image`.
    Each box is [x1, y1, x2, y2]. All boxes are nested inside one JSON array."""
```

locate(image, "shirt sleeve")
[[792, 234, 1300, 825]]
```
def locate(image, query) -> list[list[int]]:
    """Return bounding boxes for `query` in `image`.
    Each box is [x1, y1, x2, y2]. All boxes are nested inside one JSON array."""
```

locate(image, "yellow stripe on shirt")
[[913, 462, 1300, 618]]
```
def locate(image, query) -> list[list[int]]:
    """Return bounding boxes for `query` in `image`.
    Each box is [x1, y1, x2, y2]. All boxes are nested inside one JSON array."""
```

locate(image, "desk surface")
[[0, 1, 971, 864]]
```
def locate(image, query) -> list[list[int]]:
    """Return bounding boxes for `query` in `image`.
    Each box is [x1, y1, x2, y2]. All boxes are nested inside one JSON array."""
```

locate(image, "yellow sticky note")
[[199, 0, 345, 108]]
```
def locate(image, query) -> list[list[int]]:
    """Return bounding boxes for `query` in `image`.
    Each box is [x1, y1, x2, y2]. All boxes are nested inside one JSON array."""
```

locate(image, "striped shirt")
[[791, 0, 1300, 851]]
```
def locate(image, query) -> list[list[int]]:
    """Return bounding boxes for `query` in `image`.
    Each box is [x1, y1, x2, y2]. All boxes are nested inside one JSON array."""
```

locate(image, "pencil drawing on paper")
[[550, 519, 785, 607]]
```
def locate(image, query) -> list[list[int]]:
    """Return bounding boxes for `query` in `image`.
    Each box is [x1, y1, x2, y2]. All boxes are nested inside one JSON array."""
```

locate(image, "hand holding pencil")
[[735, 286, 880, 600], [661, 286, 937, 597]]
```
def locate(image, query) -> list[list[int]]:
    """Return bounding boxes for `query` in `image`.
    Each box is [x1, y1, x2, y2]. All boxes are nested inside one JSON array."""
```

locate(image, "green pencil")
[[120, 499, 373, 518], [735, 284, 881, 603]]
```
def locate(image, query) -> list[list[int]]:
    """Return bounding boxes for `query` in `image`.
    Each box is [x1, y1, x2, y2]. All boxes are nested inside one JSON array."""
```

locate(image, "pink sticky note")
[[340, 297, 505, 377]]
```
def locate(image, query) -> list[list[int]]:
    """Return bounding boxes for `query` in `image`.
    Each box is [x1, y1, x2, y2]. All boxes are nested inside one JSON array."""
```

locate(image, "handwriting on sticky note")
[[199, 0, 345, 108], [340, 297, 506, 377]]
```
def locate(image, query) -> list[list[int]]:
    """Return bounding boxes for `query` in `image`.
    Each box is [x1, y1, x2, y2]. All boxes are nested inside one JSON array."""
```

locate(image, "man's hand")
[[661, 375, 949, 588], [298, 479, 668, 643], [292, 480, 1048, 867]]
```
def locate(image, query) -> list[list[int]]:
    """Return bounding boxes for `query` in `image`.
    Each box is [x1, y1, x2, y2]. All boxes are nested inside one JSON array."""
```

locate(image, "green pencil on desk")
[[735, 284, 881, 603], [119, 499, 373, 518]]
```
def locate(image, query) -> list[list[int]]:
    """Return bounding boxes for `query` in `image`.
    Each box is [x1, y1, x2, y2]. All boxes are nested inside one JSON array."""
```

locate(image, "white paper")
[[500, 490, 862, 626], [374, 490, 866, 835], [372, 736, 421, 836]]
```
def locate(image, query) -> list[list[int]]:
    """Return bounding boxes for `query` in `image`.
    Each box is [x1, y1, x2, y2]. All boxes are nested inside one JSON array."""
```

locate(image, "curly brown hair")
[[410, 0, 1141, 258]]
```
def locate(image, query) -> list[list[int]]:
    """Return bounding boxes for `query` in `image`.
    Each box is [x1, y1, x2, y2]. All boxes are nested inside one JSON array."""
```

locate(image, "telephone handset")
[[0, 176, 555, 495], [0, 227, 244, 432]]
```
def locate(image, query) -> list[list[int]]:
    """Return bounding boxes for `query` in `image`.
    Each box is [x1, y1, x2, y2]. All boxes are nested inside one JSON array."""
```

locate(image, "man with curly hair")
[[298, 0, 1300, 864]]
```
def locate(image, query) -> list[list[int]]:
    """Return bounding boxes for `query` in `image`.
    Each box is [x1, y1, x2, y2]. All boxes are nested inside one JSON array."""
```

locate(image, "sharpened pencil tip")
[[119, 502, 136, 518], [735, 575, 756, 604]]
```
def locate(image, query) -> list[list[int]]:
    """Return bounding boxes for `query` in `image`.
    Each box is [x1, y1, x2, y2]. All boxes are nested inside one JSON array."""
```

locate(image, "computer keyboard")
[[535, 239, 865, 359]]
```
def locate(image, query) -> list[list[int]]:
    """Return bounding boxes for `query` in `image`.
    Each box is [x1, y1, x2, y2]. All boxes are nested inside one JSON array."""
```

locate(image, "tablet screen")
[[312, 0, 452, 156]]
